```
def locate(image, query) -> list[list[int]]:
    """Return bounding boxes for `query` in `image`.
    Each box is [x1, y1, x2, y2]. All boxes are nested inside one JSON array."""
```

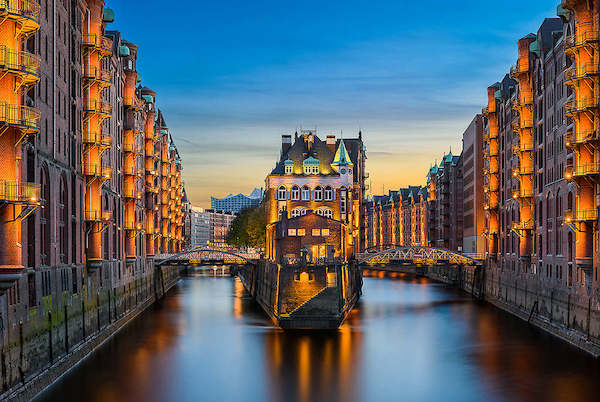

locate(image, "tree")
[[226, 206, 266, 248]]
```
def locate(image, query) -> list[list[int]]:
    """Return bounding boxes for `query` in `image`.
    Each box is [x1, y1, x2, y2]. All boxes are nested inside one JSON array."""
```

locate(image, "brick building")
[[0, 1, 188, 333], [264, 130, 367, 262], [426, 152, 463, 251], [362, 187, 427, 250]]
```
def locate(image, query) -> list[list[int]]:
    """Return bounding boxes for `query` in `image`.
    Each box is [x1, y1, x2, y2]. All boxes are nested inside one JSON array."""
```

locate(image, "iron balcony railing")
[[564, 63, 599, 84], [565, 209, 598, 222], [123, 142, 144, 154], [82, 66, 111, 85], [83, 131, 111, 147], [565, 97, 599, 115], [0, 0, 41, 27], [83, 100, 112, 117], [512, 165, 534, 176], [123, 165, 142, 176], [512, 142, 534, 154], [85, 209, 113, 222], [0, 102, 41, 133], [512, 188, 534, 199], [513, 91, 533, 108], [83, 164, 112, 179], [483, 184, 499, 193], [510, 61, 529, 78], [0, 180, 40, 204], [565, 163, 600, 179], [564, 129, 598, 148], [82, 34, 112, 54], [565, 26, 599, 51], [124, 96, 145, 111], [0, 45, 40, 81], [512, 220, 534, 231]]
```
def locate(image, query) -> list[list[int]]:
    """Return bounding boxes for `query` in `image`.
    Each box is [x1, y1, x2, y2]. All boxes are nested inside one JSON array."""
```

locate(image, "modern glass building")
[[210, 188, 263, 213]]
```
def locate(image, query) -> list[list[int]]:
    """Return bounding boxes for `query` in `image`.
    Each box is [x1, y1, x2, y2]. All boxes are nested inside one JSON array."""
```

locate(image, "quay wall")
[[0, 260, 181, 401], [367, 263, 600, 357]]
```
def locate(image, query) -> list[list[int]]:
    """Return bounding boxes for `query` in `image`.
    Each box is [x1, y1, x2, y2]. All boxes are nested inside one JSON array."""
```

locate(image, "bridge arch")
[[155, 247, 258, 266], [357, 246, 480, 266]]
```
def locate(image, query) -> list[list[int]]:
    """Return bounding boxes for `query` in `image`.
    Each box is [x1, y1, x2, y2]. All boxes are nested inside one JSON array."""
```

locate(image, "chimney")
[[282, 135, 292, 155], [326, 135, 336, 153]]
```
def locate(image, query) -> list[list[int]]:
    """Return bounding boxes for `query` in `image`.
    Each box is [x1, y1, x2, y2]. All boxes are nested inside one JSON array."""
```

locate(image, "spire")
[[332, 139, 353, 167]]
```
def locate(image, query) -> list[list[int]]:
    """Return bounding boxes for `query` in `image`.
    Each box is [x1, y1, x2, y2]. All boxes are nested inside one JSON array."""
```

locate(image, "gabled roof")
[[303, 156, 320, 165]]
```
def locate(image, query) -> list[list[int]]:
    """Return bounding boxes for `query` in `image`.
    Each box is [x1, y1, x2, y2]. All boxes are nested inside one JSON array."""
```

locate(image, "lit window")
[[324, 186, 333, 201], [291, 208, 305, 217], [285, 165, 293, 174], [288, 229, 297, 236], [314, 186, 323, 201], [277, 186, 286, 200], [291, 186, 300, 200], [297, 228, 306, 236], [312, 229, 320, 236], [322, 228, 330, 236], [302, 186, 311, 200]]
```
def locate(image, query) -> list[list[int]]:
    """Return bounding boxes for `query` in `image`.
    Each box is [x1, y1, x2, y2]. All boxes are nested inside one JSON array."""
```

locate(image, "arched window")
[[291, 207, 306, 218], [547, 193, 553, 219], [316, 207, 333, 219], [556, 190, 562, 217], [302, 186, 310, 201], [40, 164, 50, 266], [291, 186, 300, 201], [324, 186, 333, 201], [567, 191, 573, 211], [277, 186, 286, 200], [314, 186, 323, 201], [59, 174, 68, 264]]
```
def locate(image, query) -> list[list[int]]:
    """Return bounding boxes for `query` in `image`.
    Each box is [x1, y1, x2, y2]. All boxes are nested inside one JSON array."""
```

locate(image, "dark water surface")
[[35, 271, 600, 402]]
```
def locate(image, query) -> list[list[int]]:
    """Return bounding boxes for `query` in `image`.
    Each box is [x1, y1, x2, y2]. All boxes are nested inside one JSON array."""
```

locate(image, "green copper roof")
[[332, 139, 353, 166], [142, 94, 153, 103], [557, 4, 572, 21], [529, 40, 540, 57], [118, 45, 130, 57], [284, 159, 294, 165], [103, 8, 115, 23], [494, 89, 502, 100], [303, 156, 320, 165], [136, 73, 142, 83]]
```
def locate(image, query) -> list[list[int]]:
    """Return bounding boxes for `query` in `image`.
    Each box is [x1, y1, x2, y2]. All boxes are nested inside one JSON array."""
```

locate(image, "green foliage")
[[226, 207, 266, 248]]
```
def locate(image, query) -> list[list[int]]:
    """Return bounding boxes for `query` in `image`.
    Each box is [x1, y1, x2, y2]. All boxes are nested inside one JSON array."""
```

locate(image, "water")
[[35, 271, 600, 402]]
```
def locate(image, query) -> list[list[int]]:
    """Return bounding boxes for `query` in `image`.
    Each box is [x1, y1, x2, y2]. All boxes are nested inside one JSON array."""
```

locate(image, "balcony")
[[565, 163, 600, 180], [124, 221, 144, 231], [0, 103, 41, 134], [125, 96, 145, 111], [564, 63, 599, 85], [513, 91, 533, 109], [0, 0, 41, 34], [565, 209, 598, 223], [123, 165, 142, 177], [82, 66, 111, 87], [512, 166, 534, 176], [512, 142, 534, 154], [512, 220, 534, 231], [564, 129, 598, 148], [123, 142, 144, 155], [565, 27, 599, 53], [565, 97, 599, 116], [83, 100, 112, 118], [83, 131, 112, 148], [0, 180, 40, 204], [510, 61, 529, 78], [85, 209, 113, 222], [512, 188, 534, 199], [82, 34, 113, 56], [123, 188, 143, 200], [83, 164, 112, 180], [0, 46, 41, 84], [483, 184, 499, 193]]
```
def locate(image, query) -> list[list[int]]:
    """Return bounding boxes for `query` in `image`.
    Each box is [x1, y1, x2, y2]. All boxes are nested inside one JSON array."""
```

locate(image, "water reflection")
[[36, 272, 600, 402]]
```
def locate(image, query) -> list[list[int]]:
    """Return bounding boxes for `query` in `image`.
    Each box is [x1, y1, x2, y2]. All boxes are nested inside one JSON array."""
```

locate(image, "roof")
[[332, 139, 354, 166], [269, 133, 337, 176]]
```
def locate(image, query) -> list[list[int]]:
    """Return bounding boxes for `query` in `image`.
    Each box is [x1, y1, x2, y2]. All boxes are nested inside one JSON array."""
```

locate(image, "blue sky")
[[108, 0, 558, 207]]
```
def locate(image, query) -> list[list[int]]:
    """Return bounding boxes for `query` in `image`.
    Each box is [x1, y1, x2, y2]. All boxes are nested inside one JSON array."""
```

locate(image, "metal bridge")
[[357, 246, 482, 266], [155, 247, 260, 266]]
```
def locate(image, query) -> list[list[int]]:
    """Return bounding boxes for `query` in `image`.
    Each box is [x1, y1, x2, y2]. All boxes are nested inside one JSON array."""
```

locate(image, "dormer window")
[[303, 156, 320, 175], [284, 159, 293, 175]]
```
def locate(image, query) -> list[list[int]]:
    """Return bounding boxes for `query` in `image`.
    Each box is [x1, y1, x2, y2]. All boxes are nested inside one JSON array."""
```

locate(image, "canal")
[[35, 270, 599, 402]]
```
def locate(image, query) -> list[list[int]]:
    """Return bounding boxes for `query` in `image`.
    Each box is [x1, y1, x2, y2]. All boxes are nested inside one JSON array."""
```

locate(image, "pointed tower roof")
[[332, 139, 354, 167]]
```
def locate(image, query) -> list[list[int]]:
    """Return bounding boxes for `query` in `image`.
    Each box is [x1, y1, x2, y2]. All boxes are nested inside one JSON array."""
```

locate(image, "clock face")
[[341, 168, 346, 174]]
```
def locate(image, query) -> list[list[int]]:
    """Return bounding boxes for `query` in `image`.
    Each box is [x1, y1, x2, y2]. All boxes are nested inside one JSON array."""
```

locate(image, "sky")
[[107, 0, 559, 207]]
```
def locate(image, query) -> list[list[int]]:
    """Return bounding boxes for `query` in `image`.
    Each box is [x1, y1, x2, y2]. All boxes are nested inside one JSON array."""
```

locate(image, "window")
[[288, 229, 297, 236], [316, 208, 333, 219], [322, 228, 330, 236], [297, 228, 306, 236], [291, 186, 300, 200], [277, 186, 286, 200], [291, 208, 306, 218], [312, 229, 321, 236], [302, 186, 310, 201], [324, 186, 333, 201], [314, 186, 323, 201], [285, 164, 293, 174]]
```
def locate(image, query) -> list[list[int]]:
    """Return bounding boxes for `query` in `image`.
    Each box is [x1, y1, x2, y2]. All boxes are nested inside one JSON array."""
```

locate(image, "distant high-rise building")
[[190, 207, 211, 247], [462, 115, 485, 256], [210, 188, 263, 213]]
